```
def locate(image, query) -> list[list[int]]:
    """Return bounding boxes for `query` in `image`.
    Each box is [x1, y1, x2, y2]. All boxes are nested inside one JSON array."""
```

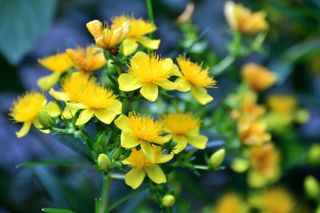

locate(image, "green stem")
[[99, 176, 113, 213], [212, 55, 235, 75], [146, 0, 154, 33], [194, 165, 210, 170]]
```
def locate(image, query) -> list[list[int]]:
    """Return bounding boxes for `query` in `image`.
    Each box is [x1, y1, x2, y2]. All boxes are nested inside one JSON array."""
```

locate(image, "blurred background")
[[0, 0, 320, 212]]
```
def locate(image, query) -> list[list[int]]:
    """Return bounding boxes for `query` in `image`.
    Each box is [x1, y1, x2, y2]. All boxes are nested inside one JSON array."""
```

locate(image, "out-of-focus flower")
[[122, 146, 173, 189], [175, 56, 216, 105], [224, 1, 268, 34], [262, 188, 295, 213], [249, 143, 280, 187], [242, 63, 277, 92], [37, 53, 73, 91], [49, 72, 122, 125], [231, 158, 250, 173], [86, 19, 130, 50], [66, 46, 106, 73], [214, 193, 248, 213], [161, 113, 207, 153], [267, 95, 297, 115], [238, 118, 271, 146], [118, 51, 179, 102], [112, 16, 160, 55], [115, 112, 171, 160], [10, 92, 61, 138]]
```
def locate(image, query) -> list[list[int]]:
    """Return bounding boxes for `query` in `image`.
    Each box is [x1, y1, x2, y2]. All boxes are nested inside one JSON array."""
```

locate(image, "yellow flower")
[[49, 72, 121, 125], [267, 95, 297, 115], [118, 51, 179, 102], [175, 56, 216, 105], [66, 46, 106, 73], [215, 193, 247, 213], [115, 112, 171, 160], [86, 19, 130, 50], [122, 146, 173, 189], [37, 53, 73, 91], [224, 1, 268, 34], [161, 113, 207, 153], [262, 188, 295, 213], [10, 91, 61, 138], [112, 16, 160, 55], [249, 143, 280, 187], [242, 63, 277, 92], [238, 118, 271, 146]]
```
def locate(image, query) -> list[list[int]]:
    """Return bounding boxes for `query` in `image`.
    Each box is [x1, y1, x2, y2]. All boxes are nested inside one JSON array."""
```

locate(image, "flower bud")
[[162, 194, 175, 207], [208, 148, 226, 169], [231, 158, 249, 173], [295, 109, 310, 124], [97, 154, 112, 172], [309, 144, 320, 165], [37, 109, 53, 129], [304, 175, 320, 200]]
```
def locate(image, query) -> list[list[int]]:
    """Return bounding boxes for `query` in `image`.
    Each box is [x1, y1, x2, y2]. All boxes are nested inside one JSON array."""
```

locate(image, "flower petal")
[[153, 134, 171, 145], [44, 102, 61, 117], [121, 131, 140, 148], [158, 80, 176, 91], [121, 39, 139, 56], [118, 73, 142, 91], [95, 109, 118, 124], [140, 141, 154, 162], [16, 122, 31, 138], [175, 78, 191, 92], [187, 133, 208, 149], [140, 84, 158, 102], [146, 165, 166, 184], [37, 73, 61, 91], [157, 153, 174, 164], [173, 135, 188, 154], [76, 109, 94, 126], [125, 168, 146, 189], [49, 88, 69, 101], [136, 37, 160, 50], [191, 86, 213, 105], [115, 115, 130, 131]]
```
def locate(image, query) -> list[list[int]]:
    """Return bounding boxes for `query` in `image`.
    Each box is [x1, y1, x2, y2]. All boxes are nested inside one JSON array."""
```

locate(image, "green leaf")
[[0, 0, 57, 64], [16, 161, 90, 169], [42, 208, 76, 213]]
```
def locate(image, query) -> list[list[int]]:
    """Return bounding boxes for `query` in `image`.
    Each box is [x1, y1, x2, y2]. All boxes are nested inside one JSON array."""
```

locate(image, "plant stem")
[[146, 0, 154, 33], [99, 175, 113, 213], [212, 55, 235, 75], [194, 165, 210, 170]]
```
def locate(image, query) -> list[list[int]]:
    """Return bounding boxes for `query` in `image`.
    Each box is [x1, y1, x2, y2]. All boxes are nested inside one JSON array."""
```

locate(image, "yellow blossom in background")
[[66, 46, 106, 73], [224, 1, 268, 34], [249, 143, 280, 187], [86, 19, 130, 50], [49, 72, 122, 125], [238, 118, 271, 146], [175, 56, 216, 105], [122, 146, 173, 189], [214, 193, 247, 213], [262, 188, 295, 213], [115, 112, 171, 160], [267, 95, 297, 115], [118, 51, 179, 102], [37, 53, 73, 91], [112, 16, 160, 55], [10, 92, 61, 138], [161, 113, 207, 153], [242, 63, 277, 92]]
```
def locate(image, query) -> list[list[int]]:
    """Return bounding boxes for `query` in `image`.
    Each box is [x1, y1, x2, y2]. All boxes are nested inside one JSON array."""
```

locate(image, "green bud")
[[208, 148, 226, 169], [309, 144, 320, 165], [304, 175, 320, 200], [295, 109, 310, 124], [37, 110, 53, 129], [97, 154, 112, 172], [162, 194, 175, 207], [231, 158, 249, 173]]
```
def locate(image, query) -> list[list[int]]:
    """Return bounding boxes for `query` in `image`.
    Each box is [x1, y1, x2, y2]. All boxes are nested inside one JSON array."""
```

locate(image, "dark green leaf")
[[42, 208, 76, 213], [16, 161, 90, 169]]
